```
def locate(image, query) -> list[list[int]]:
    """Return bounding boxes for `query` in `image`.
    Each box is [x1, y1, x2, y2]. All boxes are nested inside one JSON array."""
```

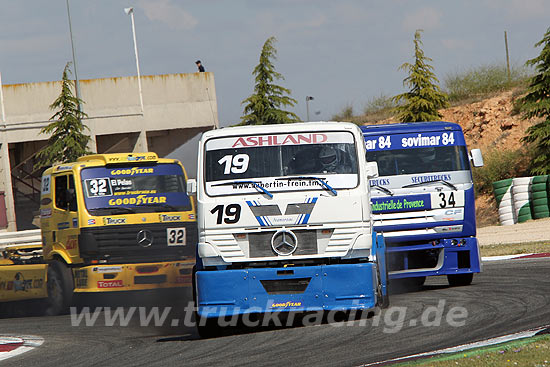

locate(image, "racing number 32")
[[211, 204, 241, 224], [438, 192, 456, 208]]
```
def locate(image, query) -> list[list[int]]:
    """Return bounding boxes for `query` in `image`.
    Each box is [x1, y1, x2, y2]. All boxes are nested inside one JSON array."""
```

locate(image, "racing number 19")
[[211, 204, 241, 224]]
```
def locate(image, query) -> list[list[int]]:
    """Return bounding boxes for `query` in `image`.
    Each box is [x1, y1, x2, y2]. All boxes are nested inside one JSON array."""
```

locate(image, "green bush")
[[444, 64, 530, 103], [331, 104, 354, 121], [363, 94, 399, 115], [473, 147, 531, 195], [356, 94, 399, 123]]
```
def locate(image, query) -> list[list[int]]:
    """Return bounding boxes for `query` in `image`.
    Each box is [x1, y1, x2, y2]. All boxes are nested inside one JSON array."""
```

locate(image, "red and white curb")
[[362, 326, 549, 366], [482, 252, 550, 262], [0, 335, 44, 362]]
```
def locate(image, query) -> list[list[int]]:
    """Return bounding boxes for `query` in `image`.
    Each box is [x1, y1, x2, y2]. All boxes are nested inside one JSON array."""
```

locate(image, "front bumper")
[[196, 263, 377, 317], [388, 237, 481, 279], [72, 260, 194, 293]]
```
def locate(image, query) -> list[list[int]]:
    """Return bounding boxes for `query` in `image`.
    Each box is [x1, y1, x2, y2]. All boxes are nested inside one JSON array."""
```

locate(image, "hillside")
[[367, 89, 535, 227], [441, 90, 530, 227]]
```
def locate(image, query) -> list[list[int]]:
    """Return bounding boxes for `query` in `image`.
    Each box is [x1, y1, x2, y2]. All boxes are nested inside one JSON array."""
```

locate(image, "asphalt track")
[[1, 258, 549, 367]]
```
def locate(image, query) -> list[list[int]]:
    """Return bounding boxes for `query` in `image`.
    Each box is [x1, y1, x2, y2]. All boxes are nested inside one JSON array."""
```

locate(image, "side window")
[[68, 175, 77, 212], [54, 175, 68, 209], [54, 175, 78, 212]]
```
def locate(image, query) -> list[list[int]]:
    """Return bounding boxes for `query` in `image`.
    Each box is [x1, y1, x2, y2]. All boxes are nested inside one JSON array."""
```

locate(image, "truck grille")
[[134, 275, 167, 284], [79, 222, 197, 264], [248, 229, 318, 258], [260, 277, 311, 294]]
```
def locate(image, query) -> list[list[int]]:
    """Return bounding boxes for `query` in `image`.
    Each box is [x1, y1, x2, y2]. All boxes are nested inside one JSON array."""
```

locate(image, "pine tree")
[[35, 62, 91, 169], [240, 36, 300, 125], [519, 27, 550, 175], [392, 30, 449, 123]]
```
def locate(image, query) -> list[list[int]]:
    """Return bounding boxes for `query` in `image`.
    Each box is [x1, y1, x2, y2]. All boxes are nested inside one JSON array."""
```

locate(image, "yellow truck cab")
[[40, 152, 197, 314]]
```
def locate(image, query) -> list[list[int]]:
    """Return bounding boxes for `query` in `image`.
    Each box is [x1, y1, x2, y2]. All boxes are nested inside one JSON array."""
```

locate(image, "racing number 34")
[[438, 192, 456, 208], [211, 204, 241, 224]]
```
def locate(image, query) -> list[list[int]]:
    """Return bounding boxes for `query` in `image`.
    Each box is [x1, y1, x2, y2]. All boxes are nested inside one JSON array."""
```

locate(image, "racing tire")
[[491, 179, 513, 190], [46, 260, 74, 316], [531, 191, 548, 200], [500, 219, 515, 226], [498, 206, 514, 215], [498, 198, 513, 207], [512, 177, 532, 186], [498, 212, 515, 222], [378, 294, 390, 309], [511, 186, 530, 195], [532, 198, 549, 207], [530, 183, 547, 192], [376, 252, 390, 309], [447, 273, 473, 287], [409, 276, 426, 287], [196, 317, 221, 339], [493, 186, 511, 197], [512, 192, 530, 201], [192, 266, 222, 339], [531, 175, 548, 184]]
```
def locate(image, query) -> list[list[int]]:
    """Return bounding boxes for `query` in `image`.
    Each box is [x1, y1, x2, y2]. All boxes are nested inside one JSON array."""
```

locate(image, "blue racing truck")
[[360, 122, 483, 287]]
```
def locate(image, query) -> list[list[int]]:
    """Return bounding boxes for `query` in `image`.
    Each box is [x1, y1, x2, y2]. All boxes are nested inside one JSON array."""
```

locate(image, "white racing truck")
[[192, 122, 388, 335]]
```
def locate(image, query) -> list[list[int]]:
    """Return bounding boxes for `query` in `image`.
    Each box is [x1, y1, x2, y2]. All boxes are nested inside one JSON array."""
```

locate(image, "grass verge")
[[480, 241, 550, 257], [396, 333, 550, 367]]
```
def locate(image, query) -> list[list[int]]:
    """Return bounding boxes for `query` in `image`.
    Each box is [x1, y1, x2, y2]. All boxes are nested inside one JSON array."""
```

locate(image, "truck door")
[[53, 173, 79, 258]]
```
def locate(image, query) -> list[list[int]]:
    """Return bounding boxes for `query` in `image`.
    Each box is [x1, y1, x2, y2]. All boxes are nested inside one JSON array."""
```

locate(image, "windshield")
[[81, 163, 191, 215], [204, 131, 358, 196], [367, 145, 470, 176]]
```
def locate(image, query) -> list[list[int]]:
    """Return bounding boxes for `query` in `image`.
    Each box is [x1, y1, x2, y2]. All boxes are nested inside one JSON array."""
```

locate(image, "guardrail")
[[0, 229, 42, 251]]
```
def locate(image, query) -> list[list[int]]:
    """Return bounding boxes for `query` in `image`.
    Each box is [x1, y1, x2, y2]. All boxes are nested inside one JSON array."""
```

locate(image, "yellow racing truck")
[[1, 152, 197, 315]]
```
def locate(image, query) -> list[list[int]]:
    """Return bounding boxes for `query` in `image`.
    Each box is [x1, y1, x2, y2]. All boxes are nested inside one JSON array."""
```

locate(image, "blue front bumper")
[[196, 263, 378, 318], [388, 237, 481, 279]]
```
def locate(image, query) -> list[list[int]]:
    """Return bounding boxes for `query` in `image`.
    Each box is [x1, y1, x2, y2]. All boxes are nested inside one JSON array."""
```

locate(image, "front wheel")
[[46, 260, 74, 315], [447, 273, 473, 287], [196, 317, 221, 339], [376, 259, 390, 309]]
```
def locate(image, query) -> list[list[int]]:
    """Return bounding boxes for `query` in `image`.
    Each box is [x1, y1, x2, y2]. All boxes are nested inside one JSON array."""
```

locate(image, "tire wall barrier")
[[492, 179, 516, 225], [531, 175, 549, 219], [492, 176, 550, 225], [512, 177, 533, 223]]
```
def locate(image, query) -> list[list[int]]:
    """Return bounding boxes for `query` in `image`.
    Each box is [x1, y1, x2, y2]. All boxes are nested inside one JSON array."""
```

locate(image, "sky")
[[1, 0, 549, 174]]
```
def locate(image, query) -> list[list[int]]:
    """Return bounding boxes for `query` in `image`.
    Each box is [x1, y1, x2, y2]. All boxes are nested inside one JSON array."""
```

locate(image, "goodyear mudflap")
[[72, 260, 194, 292], [196, 263, 377, 317]]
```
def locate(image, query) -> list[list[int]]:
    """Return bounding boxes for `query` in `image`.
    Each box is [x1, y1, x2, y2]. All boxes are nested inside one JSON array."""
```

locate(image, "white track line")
[[482, 254, 534, 261], [361, 326, 549, 366], [0, 335, 44, 362]]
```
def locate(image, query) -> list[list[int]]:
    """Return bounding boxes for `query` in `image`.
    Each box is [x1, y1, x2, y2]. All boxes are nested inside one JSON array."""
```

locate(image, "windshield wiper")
[[371, 185, 394, 196], [402, 179, 457, 191], [212, 180, 273, 198], [278, 176, 338, 196]]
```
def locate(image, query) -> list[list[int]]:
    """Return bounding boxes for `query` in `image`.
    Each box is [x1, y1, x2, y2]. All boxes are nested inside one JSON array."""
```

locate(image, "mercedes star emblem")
[[137, 230, 154, 248], [271, 230, 298, 256]]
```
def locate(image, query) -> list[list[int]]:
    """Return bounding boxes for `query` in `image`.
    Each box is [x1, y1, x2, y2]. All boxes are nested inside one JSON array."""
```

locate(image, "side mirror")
[[470, 149, 484, 167], [366, 161, 379, 179], [187, 178, 197, 195]]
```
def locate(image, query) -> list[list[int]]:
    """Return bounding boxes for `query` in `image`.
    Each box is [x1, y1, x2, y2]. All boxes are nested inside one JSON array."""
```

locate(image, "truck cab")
[[194, 122, 387, 334], [361, 122, 483, 287], [40, 152, 197, 314]]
